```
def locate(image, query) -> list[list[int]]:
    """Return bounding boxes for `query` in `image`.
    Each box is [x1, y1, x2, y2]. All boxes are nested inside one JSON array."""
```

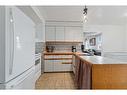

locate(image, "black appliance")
[[81, 44, 85, 52], [46, 46, 55, 52], [72, 46, 76, 52]]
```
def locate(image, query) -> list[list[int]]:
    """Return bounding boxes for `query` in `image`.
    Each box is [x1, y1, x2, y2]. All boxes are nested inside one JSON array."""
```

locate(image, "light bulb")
[[84, 19, 87, 22], [84, 15, 87, 19], [84, 15, 88, 23], [10, 19, 13, 22]]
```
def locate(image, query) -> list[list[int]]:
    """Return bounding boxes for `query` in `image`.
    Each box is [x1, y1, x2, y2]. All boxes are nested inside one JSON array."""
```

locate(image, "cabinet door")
[[73, 27, 83, 42], [65, 27, 74, 41], [44, 60, 54, 72], [62, 59, 72, 71], [55, 27, 65, 41], [45, 26, 55, 41], [53, 60, 63, 72]]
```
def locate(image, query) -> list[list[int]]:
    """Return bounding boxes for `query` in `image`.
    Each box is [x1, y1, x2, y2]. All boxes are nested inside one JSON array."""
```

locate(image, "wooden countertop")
[[44, 51, 127, 64], [43, 52, 86, 61], [44, 52, 73, 55], [44, 52, 86, 55], [44, 58, 72, 60]]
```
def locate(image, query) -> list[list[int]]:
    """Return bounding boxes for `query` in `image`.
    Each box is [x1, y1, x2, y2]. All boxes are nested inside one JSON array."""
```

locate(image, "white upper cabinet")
[[73, 27, 83, 41], [45, 26, 55, 41], [45, 21, 83, 42], [65, 26, 83, 42], [55, 27, 65, 41], [65, 27, 74, 41]]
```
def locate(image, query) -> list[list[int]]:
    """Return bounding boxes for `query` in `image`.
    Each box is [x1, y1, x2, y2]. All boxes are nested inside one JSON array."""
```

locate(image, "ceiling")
[[18, 6, 42, 24], [37, 6, 127, 25]]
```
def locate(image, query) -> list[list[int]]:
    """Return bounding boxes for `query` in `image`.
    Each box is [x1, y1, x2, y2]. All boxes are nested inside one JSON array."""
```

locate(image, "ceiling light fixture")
[[83, 6, 88, 22]]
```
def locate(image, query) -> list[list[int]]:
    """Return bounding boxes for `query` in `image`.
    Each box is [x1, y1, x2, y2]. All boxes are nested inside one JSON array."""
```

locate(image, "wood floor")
[[35, 72, 77, 89]]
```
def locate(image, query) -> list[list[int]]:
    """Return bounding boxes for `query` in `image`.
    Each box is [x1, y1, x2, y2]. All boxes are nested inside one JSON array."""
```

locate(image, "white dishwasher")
[[35, 53, 41, 82]]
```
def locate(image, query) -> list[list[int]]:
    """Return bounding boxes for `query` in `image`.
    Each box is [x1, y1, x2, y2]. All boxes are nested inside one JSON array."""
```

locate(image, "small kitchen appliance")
[[72, 46, 77, 52]]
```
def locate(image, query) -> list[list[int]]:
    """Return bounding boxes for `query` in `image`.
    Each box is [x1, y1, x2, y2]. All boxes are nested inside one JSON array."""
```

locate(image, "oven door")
[[35, 58, 41, 73]]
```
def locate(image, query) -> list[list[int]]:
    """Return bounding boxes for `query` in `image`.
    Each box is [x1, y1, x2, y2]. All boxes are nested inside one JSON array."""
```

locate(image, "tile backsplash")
[[35, 42, 45, 54], [46, 43, 82, 52]]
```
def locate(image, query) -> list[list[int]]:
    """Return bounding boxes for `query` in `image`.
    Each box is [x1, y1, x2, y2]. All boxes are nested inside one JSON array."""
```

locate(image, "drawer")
[[61, 55, 72, 58], [45, 55, 54, 58], [44, 60, 54, 72], [61, 64, 72, 71]]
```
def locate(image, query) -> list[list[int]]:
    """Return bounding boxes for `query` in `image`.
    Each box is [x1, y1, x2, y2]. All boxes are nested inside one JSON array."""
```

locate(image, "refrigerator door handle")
[[9, 8, 14, 75]]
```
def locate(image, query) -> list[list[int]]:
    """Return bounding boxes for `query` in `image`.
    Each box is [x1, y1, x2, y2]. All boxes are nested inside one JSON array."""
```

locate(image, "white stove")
[[35, 53, 41, 60], [35, 53, 41, 82]]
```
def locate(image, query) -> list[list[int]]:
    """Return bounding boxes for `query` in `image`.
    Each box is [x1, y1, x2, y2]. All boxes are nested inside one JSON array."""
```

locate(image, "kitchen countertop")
[[74, 54, 127, 89], [44, 52, 73, 55], [44, 51, 127, 64], [44, 51, 86, 55], [79, 56, 127, 64]]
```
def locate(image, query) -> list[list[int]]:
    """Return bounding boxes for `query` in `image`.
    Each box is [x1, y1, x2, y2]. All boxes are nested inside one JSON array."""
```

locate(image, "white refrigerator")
[[0, 6, 35, 89]]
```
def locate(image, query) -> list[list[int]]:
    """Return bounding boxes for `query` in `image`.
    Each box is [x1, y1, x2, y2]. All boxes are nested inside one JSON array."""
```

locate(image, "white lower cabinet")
[[61, 55, 72, 71], [62, 60, 72, 71], [53, 60, 63, 72], [44, 55, 72, 72], [44, 60, 54, 72], [62, 64, 72, 71]]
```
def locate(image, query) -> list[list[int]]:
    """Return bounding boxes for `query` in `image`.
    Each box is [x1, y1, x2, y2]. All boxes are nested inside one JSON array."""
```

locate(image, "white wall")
[[35, 22, 45, 42], [32, 7, 46, 42], [124, 25, 127, 51], [83, 24, 126, 52], [84, 34, 102, 50], [18, 6, 42, 24]]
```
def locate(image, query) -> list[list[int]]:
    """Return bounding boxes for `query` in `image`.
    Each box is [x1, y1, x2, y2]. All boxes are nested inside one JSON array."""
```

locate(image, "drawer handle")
[[62, 62, 72, 64]]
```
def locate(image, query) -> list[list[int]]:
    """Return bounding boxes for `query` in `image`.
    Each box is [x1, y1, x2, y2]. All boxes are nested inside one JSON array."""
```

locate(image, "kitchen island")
[[73, 54, 127, 89]]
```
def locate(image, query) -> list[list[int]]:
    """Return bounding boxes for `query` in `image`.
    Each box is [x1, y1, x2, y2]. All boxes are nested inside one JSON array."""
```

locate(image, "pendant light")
[[83, 6, 88, 22]]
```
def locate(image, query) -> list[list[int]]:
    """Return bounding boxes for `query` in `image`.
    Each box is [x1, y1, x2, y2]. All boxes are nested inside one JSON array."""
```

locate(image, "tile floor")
[[35, 72, 77, 89]]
